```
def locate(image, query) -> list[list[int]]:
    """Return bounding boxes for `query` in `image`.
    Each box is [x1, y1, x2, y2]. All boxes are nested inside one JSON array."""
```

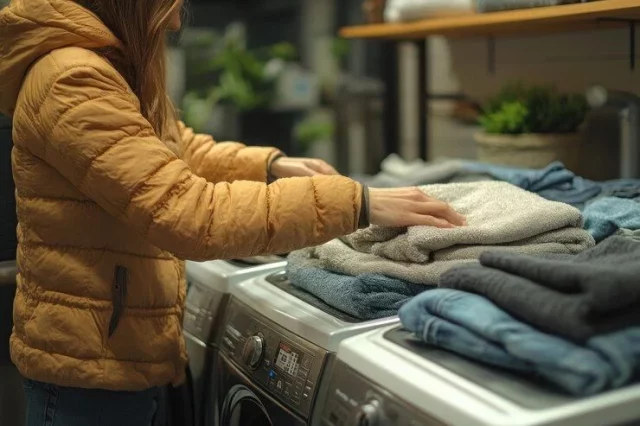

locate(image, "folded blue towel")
[[462, 161, 602, 207], [399, 289, 640, 396], [583, 197, 640, 242], [599, 180, 640, 200], [287, 252, 428, 320]]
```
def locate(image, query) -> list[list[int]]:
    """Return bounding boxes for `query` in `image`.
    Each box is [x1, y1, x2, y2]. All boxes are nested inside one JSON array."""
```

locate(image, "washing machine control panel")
[[221, 298, 328, 418], [321, 360, 448, 426]]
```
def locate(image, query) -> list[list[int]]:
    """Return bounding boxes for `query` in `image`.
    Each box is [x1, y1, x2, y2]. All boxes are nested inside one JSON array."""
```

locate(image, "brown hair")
[[75, 0, 182, 147]]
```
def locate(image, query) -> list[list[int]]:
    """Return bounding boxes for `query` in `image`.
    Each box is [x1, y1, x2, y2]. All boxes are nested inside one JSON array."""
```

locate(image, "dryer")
[[182, 257, 287, 426], [214, 271, 400, 426], [320, 325, 640, 426]]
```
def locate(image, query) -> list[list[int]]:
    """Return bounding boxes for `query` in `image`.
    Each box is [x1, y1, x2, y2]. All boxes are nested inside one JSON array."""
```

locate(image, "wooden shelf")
[[339, 0, 640, 39]]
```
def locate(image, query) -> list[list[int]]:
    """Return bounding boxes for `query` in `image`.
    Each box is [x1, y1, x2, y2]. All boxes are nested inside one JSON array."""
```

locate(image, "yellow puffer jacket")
[[0, 0, 364, 391]]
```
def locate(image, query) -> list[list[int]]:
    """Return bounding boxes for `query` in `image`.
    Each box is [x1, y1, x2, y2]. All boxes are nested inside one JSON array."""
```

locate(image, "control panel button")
[[225, 325, 242, 340], [298, 369, 309, 380], [241, 334, 265, 370], [301, 355, 313, 370], [283, 382, 292, 399], [302, 386, 311, 400], [302, 386, 312, 399], [223, 337, 235, 351], [275, 379, 284, 394]]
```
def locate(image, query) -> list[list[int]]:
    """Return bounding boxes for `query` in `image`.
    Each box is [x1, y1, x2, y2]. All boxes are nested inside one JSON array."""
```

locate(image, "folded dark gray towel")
[[441, 236, 640, 342]]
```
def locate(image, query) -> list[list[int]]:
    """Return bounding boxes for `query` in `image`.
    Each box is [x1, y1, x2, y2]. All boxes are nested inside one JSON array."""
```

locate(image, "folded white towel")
[[385, 0, 475, 22]]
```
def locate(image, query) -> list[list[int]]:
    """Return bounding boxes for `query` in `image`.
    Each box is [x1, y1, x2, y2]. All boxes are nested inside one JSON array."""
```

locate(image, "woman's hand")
[[369, 187, 466, 228], [270, 157, 339, 178]]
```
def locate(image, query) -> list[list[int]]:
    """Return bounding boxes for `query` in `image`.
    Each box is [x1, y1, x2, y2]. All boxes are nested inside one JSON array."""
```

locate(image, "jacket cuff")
[[358, 185, 370, 229], [267, 153, 286, 184]]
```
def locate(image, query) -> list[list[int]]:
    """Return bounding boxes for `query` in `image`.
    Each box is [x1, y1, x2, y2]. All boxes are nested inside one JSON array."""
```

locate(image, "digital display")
[[275, 342, 300, 376]]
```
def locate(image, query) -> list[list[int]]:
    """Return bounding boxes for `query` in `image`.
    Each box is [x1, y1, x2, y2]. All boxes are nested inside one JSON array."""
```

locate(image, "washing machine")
[[214, 270, 400, 426], [182, 256, 287, 426], [320, 324, 640, 426]]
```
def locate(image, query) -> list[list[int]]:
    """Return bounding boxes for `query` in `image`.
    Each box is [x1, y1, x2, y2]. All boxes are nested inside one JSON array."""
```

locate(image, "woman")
[[0, 0, 464, 424]]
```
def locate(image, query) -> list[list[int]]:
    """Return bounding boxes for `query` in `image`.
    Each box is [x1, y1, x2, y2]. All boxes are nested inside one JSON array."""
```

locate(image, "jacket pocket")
[[108, 265, 128, 338]]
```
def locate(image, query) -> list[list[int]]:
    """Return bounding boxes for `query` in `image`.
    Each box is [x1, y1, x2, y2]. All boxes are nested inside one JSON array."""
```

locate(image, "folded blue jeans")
[[23, 379, 159, 426], [399, 289, 640, 396]]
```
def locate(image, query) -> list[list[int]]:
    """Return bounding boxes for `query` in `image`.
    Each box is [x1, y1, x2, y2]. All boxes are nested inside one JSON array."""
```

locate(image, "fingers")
[[411, 214, 456, 228], [418, 201, 466, 226], [405, 189, 465, 226], [296, 166, 320, 177], [305, 159, 339, 175]]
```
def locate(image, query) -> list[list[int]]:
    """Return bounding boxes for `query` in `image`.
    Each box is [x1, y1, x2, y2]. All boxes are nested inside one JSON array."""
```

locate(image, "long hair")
[[75, 0, 182, 147]]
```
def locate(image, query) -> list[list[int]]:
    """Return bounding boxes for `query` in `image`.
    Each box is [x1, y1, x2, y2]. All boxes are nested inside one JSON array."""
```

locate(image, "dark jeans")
[[0, 284, 15, 365], [23, 379, 159, 426]]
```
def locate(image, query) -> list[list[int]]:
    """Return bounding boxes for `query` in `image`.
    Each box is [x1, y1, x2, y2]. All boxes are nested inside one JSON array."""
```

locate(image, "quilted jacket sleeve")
[[27, 62, 363, 260], [178, 122, 281, 183]]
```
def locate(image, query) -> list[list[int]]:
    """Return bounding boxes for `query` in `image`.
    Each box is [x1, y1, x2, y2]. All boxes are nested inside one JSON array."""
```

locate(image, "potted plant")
[[181, 24, 298, 140], [294, 116, 335, 161], [475, 83, 589, 171]]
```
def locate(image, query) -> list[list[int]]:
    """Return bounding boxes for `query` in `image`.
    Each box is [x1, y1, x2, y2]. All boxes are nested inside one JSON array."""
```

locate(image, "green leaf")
[[479, 82, 588, 135]]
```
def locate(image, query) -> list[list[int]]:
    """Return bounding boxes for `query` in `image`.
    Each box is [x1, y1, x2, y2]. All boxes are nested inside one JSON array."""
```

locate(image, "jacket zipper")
[[108, 265, 128, 338]]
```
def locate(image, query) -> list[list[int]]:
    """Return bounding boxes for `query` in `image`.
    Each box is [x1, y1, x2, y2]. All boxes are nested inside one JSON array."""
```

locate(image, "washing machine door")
[[216, 354, 306, 426], [220, 384, 272, 426]]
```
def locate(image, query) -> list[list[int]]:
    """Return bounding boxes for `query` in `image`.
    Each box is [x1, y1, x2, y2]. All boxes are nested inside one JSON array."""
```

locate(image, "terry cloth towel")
[[352, 155, 494, 188], [440, 236, 640, 342], [617, 228, 640, 242], [347, 181, 594, 264], [598, 179, 640, 200], [462, 161, 602, 208], [583, 197, 640, 242], [399, 289, 640, 396], [286, 251, 427, 320], [384, 0, 474, 22]]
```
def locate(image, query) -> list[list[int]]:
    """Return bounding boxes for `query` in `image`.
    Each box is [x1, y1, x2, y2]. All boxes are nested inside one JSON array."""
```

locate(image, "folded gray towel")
[[616, 228, 640, 242], [308, 182, 594, 285], [347, 182, 594, 263]]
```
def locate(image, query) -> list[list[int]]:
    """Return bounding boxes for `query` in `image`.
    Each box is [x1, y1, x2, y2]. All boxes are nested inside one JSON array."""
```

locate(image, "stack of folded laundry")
[[288, 166, 640, 396], [287, 180, 594, 318], [400, 236, 640, 396], [355, 157, 640, 242]]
